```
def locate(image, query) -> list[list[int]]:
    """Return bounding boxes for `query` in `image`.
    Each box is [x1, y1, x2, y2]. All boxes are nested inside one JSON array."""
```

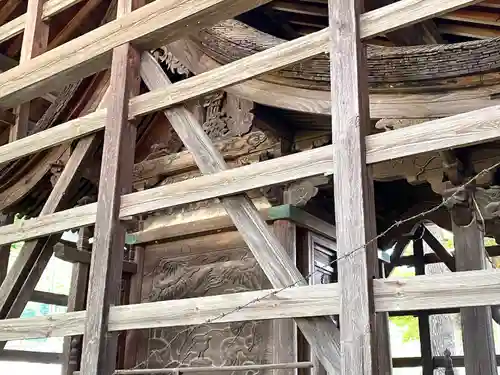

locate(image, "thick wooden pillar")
[[79, 0, 141, 373], [452, 215, 497, 375], [272, 218, 298, 375], [328, 0, 392, 373]]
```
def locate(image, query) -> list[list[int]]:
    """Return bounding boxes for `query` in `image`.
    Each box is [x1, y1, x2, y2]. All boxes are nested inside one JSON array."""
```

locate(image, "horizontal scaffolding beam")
[[0, 0, 483, 108], [1, 269, 500, 342]]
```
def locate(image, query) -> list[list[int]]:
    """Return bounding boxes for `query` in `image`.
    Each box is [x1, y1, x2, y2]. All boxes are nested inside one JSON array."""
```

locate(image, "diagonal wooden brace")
[[140, 52, 341, 375]]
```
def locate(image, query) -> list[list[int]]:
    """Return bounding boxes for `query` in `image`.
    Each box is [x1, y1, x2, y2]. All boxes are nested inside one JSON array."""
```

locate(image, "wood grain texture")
[[11, 0, 49, 142], [0, 0, 484, 109], [453, 217, 497, 375], [0, 283, 341, 342], [272, 219, 298, 375], [328, 0, 386, 372], [0, 0, 273, 108], [0, 0, 84, 44], [4, 269, 500, 342], [2, 40, 500, 168], [140, 51, 342, 374], [80, 0, 140, 371], [4, 101, 500, 244], [374, 269, 500, 311], [169, 37, 500, 118]]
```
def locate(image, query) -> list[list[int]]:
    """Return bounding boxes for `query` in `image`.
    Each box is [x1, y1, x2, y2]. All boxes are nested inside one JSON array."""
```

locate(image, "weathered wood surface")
[[140, 51, 342, 374], [0, 0, 486, 108], [170, 37, 500, 118], [54, 241, 138, 273], [374, 269, 500, 311], [0, 283, 342, 342], [453, 217, 497, 375], [0, 0, 85, 44], [11, 0, 49, 142], [328, 0, 390, 372], [5, 106, 500, 245], [61, 228, 90, 375], [4, 269, 500, 342], [0, 0, 274, 108], [80, 0, 140, 372], [272, 217, 297, 375]]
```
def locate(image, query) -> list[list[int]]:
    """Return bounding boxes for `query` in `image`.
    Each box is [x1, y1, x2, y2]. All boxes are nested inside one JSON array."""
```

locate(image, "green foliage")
[[390, 315, 420, 342]]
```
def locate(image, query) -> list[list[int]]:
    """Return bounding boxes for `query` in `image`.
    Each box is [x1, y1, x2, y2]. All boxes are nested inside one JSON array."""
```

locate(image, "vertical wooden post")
[[328, 0, 392, 372], [79, 0, 141, 372], [414, 232, 433, 375], [453, 215, 497, 375], [0, 213, 14, 286], [272, 217, 297, 375], [61, 226, 92, 375], [123, 244, 145, 369], [11, 0, 49, 141]]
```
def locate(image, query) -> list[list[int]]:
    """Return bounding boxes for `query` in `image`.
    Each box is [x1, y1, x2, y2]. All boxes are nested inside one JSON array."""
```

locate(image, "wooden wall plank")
[[140, 51, 342, 374], [11, 0, 49, 141], [0, 0, 483, 108], [79, 0, 140, 371], [328, 0, 390, 372], [453, 217, 497, 375]]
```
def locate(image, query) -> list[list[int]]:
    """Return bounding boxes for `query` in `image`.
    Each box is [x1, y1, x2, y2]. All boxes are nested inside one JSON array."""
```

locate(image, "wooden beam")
[[0, 31, 499, 172], [0, 0, 274, 108], [0, 0, 85, 44], [10, 0, 49, 142], [54, 241, 137, 274], [0, 0, 22, 25], [0, 349, 62, 364], [6, 101, 500, 245], [374, 269, 500, 312], [0, 283, 342, 342], [61, 228, 90, 375], [80, 0, 140, 371], [414, 238, 433, 375], [422, 227, 456, 271], [3, 269, 500, 342], [0, 95, 107, 352], [140, 51, 342, 374], [453, 216, 497, 375], [0, 0, 484, 108], [31, 290, 68, 305], [328, 0, 389, 372]]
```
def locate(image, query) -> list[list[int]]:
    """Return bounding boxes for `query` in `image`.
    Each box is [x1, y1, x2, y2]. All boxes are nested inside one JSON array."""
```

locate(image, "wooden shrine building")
[[1, 0, 500, 374]]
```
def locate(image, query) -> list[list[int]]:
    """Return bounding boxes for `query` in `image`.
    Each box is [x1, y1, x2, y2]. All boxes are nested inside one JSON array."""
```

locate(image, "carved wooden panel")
[[139, 233, 273, 375]]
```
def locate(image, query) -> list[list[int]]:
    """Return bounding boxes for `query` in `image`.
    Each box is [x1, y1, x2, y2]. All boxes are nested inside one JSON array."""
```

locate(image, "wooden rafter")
[[0, 0, 485, 108], [140, 51, 342, 374]]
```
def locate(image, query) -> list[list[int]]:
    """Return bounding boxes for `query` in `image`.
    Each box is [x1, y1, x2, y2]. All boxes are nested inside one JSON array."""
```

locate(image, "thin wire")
[[130, 160, 500, 372]]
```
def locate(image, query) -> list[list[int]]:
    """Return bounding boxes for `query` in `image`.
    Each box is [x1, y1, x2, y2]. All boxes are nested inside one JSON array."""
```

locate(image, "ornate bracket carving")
[[151, 46, 190, 77]]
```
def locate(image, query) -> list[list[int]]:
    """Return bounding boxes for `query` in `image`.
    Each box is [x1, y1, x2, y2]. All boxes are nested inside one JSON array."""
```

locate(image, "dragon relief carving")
[[141, 250, 272, 374]]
